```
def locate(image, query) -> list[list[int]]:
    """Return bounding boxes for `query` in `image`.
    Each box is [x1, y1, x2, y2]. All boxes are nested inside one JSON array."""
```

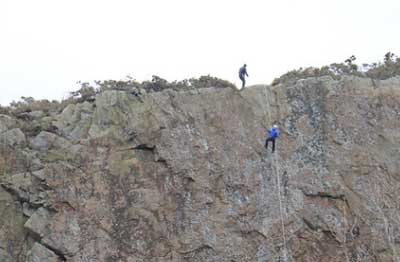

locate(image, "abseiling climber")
[[238, 64, 249, 89], [265, 124, 279, 153]]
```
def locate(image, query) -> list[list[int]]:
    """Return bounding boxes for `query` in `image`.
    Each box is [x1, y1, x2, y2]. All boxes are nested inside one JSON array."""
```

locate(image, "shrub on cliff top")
[[9, 97, 60, 116], [272, 52, 400, 85], [94, 75, 236, 93], [3, 75, 235, 115], [365, 52, 400, 79]]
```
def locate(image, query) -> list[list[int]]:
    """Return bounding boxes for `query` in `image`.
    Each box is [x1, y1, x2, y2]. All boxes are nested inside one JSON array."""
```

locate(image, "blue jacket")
[[268, 127, 279, 139]]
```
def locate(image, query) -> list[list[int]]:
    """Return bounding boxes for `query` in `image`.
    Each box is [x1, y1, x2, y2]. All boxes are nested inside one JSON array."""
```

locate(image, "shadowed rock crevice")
[[302, 191, 346, 201], [133, 144, 156, 152], [40, 242, 67, 262]]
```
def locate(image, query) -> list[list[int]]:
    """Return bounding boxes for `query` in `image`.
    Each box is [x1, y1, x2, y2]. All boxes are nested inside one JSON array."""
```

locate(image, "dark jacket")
[[239, 66, 248, 77]]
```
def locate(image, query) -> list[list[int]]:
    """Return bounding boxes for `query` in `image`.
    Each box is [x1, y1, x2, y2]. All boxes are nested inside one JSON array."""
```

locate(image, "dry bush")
[[272, 53, 400, 86]]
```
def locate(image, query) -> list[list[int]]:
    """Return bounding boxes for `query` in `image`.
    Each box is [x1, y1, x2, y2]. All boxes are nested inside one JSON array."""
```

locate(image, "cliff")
[[0, 75, 400, 261]]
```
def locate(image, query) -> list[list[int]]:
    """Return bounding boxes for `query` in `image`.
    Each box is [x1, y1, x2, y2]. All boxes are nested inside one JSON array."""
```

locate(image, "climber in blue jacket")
[[265, 124, 279, 153]]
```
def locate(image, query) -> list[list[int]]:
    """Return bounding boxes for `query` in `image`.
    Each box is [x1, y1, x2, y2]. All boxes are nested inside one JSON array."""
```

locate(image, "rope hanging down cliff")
[[263, 86, 288, 262]]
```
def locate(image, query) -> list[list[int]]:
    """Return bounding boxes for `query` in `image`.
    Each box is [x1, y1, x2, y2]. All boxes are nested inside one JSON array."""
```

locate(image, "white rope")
[[263, 86, 288, 262], [274, 153, 288, 262]]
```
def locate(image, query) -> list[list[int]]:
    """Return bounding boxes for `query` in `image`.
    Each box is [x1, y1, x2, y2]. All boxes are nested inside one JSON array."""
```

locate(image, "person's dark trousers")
[[239, 75, 245, 89], [265, 137, 276, 152]]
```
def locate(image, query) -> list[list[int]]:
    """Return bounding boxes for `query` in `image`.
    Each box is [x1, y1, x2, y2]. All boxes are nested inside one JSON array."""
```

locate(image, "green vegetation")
[[2, 75, 235, 116], [272, 52, 400, 85], [94, 74, 236, 92], [7, 97, 61, 115]]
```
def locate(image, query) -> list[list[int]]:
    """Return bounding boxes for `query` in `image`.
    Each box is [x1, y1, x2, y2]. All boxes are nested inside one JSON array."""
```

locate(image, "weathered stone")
[[41, 212, 81, 256], [0, 76, 399, 261], [23, 202, 36, 217], [53, 102, 94, 142], [2, 172, 33, 201], [0, 114, 18, 133], [2, 128, 26, 146], [24, 208, 51, 238], [21, 149, 43, 171], [0, 188, 27, 261], [0, 250, 12, 262], [28, 110, 45, 119], [52, 135, 72, 149], [31, 169, 46, 181], [26, 242, 61, 262], [30, 131, 58, 151]]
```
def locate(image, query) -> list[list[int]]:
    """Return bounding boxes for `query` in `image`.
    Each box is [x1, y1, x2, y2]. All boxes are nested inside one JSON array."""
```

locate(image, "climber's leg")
[[265, 137, 272, 149], [240, 75, 245, 89], [272, 139, 275, 153]]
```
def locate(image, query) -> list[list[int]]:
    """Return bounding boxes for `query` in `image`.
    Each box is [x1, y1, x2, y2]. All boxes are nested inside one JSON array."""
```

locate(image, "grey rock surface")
[[0, 76, 399, 261], [24, 207, 51, 238], [26, 242, 62, 262], [2, 128, 26, 146], [0, 114, 18, 133], [30, 131, 58, 151]]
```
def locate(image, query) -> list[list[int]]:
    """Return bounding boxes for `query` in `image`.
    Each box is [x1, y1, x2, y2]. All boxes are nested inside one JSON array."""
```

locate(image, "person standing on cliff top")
[[265, 124, 279, 153], [238, 64, 249, 89]]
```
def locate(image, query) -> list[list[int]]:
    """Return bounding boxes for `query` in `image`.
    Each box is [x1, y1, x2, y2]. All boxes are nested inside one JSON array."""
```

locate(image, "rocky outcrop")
[[0, 75, 399, 261], [26, 242, 61, 262]]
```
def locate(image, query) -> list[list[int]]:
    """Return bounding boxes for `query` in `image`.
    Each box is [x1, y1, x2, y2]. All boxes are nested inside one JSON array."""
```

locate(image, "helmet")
[[273, 124, 278, 128]]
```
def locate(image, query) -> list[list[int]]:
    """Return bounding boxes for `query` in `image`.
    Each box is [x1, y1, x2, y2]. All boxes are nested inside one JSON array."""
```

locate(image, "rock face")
[[0, 75, 400, 261]]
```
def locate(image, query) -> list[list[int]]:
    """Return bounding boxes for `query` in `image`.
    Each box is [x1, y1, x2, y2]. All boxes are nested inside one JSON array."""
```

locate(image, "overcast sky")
[[1, 0, 399, 105]]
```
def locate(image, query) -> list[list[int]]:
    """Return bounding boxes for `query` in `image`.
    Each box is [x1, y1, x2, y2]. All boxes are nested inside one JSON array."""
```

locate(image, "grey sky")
[[1, 0, 399, 105]]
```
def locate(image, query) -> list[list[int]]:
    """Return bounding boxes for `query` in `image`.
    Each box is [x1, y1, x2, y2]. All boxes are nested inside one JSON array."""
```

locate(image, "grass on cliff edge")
[[0, 75, 236, 116]]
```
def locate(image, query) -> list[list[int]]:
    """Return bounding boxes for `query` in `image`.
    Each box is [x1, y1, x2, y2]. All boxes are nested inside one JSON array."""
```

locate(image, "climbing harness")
[[263, 86, 288, 262]]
